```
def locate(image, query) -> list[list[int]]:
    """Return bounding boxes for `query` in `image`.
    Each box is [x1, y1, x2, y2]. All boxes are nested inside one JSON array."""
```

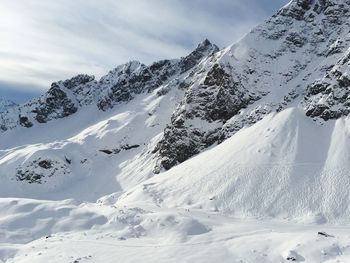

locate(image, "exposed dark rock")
[[33, 83, 78, 123], [156, 86, 171, 96], [326, 40, 345, 56], [286, 33, 306, 48], [62, 74, 95, 89], [98, 40, 218, 111], [122, 144, 140, 150], [19, 115, 33, 128], [306, 81, 330, 96], [158, 126, 201, 170], [97, 61, 176, 111], [16, 158, 70, 184], [318, 231, 334, 237], [0, 39, 219, 132], [16, 169, 43, 184], [99, 149, 113, 155], [278, 0, 312, 21], [156, 63, 262, 170], [38, 160, 52, 169], [179, 39, 219, 73], [338, 74, 350, 87], [303, 50, 350, 120], [65, 156, 72, 164], [99, 144, 140, 155]]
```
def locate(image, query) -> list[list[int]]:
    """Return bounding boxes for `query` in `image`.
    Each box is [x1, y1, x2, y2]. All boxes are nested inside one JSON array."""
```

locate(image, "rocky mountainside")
[[156, 0, 350, 170], [0, 40, 218, 131], [1, 0, 350, 215], [0, 98, 17, 113]]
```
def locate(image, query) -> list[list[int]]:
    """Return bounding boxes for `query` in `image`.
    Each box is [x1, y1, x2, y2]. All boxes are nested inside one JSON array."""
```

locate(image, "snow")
[[1, 1, 350, 262], [5, 204, 350, 263], [120, 108, 350, 223], [0, 99, 17, 113], [3, 107, 350, 262], [0, 84, 184, 201]]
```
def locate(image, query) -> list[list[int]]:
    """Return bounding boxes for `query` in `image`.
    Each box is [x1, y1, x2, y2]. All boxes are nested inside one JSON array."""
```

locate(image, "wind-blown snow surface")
[[3, 0, 350, 262], [1, 209, 348, 263], [120, 108, 350, 223]]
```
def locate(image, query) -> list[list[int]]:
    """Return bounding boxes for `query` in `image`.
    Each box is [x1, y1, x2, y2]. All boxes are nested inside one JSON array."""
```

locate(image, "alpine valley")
[[2, 0, 350, 262]]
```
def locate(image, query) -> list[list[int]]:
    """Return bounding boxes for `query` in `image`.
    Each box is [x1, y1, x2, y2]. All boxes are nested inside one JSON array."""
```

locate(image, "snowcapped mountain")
[[3, 0, 350, 262], [0, 98, 17, 113], [0, 40, 219, 201], [0, 40, 218, 131]]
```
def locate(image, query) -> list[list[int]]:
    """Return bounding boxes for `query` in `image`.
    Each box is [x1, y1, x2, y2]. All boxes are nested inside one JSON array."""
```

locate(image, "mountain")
[[0, 40, 220, 200], [3, 1, 350, 262], [1, 0, 350, 212], [0, 41, 218, 131], [0, 98, 17, 113], [121, 108, 350, 223]]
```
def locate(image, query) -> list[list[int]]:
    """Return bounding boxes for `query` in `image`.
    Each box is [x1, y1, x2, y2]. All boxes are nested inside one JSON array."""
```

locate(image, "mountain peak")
[[195, 38, 219, 53], [197, 38, 213, 47], [178, 39, 219, 73]]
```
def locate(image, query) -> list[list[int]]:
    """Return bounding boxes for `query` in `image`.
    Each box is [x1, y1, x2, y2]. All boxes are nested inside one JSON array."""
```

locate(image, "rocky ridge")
[[0, 40, 218, 132], [1, 0, 350, 176], [156, 0, 350, 169]]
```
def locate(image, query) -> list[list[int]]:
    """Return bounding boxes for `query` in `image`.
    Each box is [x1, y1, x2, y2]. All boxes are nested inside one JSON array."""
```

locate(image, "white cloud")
[[0, 0, 287, 92]]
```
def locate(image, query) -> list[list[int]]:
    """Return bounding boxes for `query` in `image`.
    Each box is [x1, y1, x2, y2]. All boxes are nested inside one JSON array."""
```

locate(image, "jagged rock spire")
[[179, 39, 219, 73]]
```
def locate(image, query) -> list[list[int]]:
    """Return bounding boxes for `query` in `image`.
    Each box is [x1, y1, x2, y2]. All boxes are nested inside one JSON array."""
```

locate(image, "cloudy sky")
[[0, 0, 287, 102]]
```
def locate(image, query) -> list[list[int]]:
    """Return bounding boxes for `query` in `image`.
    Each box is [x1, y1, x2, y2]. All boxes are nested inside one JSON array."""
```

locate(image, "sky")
[[0, 0, 288, 103]]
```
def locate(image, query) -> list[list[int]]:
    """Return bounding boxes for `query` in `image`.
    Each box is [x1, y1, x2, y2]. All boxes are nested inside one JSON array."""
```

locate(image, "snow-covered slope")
[[0, 84, 184, 201], [1, 0, 350, 214], [0, 98, 17, 113], [120, 108, 350, 223], [7, 197, 350, 263], [0, 0, 349, 218], [2, 0, 350, 262]]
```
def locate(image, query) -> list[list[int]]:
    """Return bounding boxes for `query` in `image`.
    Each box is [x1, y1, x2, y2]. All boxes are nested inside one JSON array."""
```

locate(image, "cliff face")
[[156, 0, 350, 169]]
